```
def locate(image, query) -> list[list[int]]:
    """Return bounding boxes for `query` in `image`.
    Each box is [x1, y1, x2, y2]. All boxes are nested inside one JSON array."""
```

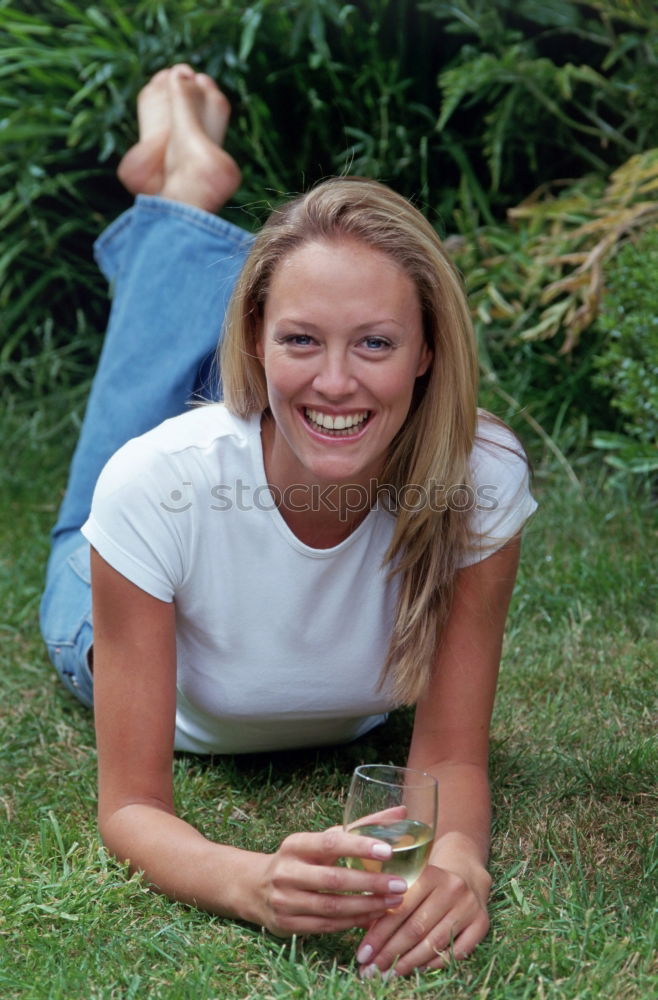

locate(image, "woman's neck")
[[275, 490, 371, 548], [259, 413, 377, 547]]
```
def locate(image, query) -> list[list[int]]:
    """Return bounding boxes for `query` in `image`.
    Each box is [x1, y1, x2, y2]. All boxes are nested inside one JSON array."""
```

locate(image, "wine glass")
[[343, 764, 438, 887]]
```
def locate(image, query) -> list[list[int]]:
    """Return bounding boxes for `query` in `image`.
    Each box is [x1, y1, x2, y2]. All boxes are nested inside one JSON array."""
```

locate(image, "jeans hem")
[[94, 195, 254, 280]]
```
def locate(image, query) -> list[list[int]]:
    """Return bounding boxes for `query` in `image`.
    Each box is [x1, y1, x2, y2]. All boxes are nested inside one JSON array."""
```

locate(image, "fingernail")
[[356, 944, 373, 964], [359, 964, 397, 982], [371, 843, 392, 859], [388, 878, 407, 893], [384, 895, 404, 907]]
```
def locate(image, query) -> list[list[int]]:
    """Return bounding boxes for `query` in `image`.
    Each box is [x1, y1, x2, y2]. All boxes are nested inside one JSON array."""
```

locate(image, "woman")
[[40, 65, 536, 978]]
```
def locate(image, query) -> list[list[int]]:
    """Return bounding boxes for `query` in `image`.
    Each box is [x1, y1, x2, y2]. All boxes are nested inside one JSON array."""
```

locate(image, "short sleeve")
[[81, 436, 190, 601], [459, 418, 538, 568]]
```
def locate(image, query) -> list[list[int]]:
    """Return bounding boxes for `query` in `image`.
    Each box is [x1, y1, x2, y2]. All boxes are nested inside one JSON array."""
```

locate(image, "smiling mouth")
[[304, 408, 371, 436]]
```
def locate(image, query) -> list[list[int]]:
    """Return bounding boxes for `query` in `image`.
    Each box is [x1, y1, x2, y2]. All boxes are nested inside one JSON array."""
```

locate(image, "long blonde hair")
[[220, 177, 479, 704]]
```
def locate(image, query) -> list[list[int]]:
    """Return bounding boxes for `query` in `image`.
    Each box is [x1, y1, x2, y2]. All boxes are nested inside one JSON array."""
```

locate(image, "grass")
[[1, 389, 656, 999]]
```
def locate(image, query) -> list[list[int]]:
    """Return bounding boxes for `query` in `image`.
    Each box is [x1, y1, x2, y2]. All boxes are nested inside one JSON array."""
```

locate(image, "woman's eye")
[[282, 334, 314, 346], [362, 336, 391, 351]]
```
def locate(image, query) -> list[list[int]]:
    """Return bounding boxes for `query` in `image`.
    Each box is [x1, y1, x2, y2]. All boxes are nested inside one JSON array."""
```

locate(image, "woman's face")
[[255, 237, 432, 490]]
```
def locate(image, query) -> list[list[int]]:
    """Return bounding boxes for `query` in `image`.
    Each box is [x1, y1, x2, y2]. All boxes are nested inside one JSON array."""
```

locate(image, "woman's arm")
[[356, 535, 522, 977], [91, 549, 410, 933], [92, 546, 256, 917]]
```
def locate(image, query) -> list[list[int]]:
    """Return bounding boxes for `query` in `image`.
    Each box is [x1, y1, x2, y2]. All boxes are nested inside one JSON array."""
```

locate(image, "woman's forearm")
[[413, 760, 492, 877], [435, 761, 490, 854], [100, 804, 267, 924]]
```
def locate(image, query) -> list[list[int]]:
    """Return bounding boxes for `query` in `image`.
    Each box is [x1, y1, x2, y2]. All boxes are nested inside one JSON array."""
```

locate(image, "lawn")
[[0, 393, 656, 999]]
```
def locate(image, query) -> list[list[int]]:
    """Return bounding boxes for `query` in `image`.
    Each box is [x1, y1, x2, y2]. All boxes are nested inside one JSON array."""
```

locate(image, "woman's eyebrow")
[[272, 317, 405, 332]]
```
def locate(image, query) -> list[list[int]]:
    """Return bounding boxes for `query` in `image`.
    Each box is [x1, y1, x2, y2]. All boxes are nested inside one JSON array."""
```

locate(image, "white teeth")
[[305, 409, 369, 433]]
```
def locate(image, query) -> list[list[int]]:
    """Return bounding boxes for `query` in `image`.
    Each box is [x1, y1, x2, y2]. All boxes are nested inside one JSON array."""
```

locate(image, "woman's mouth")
[[303, 408, 371, 437]]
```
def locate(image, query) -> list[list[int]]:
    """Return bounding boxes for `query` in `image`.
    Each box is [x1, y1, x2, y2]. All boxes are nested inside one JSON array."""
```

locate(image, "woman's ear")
[[416, 343, 433, 378], [253, 323, 265, 366]]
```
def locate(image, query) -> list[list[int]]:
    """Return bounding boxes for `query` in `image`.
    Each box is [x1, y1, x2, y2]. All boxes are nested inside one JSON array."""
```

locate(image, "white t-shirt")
[[82, 405, 536, 754]]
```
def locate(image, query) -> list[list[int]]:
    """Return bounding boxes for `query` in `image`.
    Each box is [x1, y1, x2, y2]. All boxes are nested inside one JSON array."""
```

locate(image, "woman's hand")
[[355, 860, 491, 978], [252, 825, 411, 937]]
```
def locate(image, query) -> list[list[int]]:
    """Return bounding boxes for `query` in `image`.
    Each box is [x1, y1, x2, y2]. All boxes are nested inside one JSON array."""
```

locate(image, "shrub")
[[449, 149, 658, 456], [429, 0, 658, 206], [591, 228, 658, 472]]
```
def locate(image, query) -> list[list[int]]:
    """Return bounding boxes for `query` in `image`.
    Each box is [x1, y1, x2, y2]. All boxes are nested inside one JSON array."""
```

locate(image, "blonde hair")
[[220, 177, 479, 704]]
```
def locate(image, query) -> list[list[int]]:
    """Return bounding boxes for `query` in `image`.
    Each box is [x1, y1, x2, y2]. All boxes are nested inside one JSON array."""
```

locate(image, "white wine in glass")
[[344, 764, 438, 888]]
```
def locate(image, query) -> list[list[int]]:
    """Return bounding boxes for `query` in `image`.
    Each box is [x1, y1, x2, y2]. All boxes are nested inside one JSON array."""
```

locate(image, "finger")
[[355, 867, 480, 972], [279, 853, 408, 900], [378, 919, 458, 976], [267, 889, 402, 937], [269, 907, 395, 937], [355, 871, 436, 960], [280, 828, 411, 896], [367, 905, 489, 977], [422, 920, 486, 970], [274, 886, 404, 921], [283, 827, 398, 865]]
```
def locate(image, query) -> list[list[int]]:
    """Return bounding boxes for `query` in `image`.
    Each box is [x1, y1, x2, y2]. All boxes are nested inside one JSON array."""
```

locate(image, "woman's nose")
[[312, 352, 357, 398]]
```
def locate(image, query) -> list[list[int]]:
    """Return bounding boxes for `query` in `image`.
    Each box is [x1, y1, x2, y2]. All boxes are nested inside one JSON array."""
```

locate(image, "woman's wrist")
[[101, 802, 273, 924], [220, 847, 271, 927], [429, 831, 492, 899], [182, 837, 270, 927]]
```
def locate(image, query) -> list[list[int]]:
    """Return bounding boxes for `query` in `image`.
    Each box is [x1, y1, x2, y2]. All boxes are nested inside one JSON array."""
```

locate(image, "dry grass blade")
[[487, 149, 658, 354]]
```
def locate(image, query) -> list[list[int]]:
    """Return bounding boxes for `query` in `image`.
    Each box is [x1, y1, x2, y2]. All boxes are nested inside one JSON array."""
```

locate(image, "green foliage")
[[450, 149, 658, 466], [2, 0, 658, 467], [461, 149, 658, 350], [0, 0, 440, 400], [591, 227, 658, 471], [427, 0, 658, 198]]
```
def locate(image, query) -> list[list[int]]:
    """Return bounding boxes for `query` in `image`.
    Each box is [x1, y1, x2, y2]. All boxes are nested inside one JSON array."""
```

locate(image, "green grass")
[[1, 394, 656, 999]]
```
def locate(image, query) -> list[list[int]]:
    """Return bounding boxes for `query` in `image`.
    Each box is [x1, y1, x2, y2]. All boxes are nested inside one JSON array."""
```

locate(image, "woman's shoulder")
[[94, 404, 260, 497], [474, 409, 526, 453], [471, 410, 529, 482], [138, 403, 259, 454], [89, 403, 260, 503], [459, 410, 537, 566]]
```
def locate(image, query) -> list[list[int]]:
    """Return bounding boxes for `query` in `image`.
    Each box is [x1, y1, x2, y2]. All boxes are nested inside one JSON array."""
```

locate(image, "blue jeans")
[[39, 195, 253, 705]]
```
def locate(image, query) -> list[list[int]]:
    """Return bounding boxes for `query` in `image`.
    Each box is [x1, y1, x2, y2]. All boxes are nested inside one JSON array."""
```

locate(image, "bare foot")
[[117, 67, 176, 196], [117, 64, 241, 214], [161, 65, 241, 213], [195, 73, 230, 145]]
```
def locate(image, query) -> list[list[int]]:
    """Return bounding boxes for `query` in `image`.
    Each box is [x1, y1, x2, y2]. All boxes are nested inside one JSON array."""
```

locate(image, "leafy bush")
[[448, 149, 658, 459], [428, 0, 658, 209], [591, 227, 658, 472], [459, 149, 658, 349]]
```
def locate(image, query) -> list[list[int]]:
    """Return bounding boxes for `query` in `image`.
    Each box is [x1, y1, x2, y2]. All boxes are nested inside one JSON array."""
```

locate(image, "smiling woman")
[[255, 237, 431, 507], [38, 65, 536, 978], [221, 179, 488, 701]]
